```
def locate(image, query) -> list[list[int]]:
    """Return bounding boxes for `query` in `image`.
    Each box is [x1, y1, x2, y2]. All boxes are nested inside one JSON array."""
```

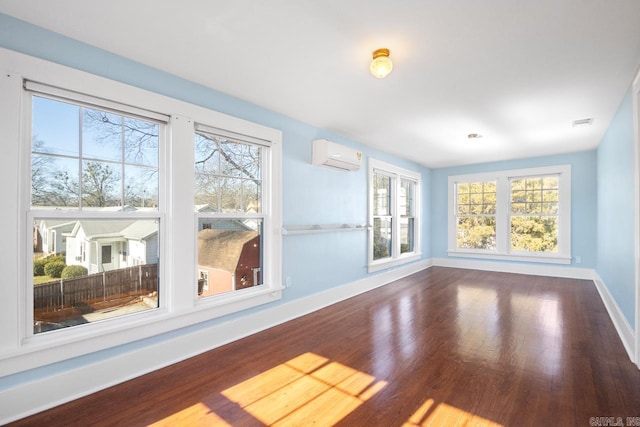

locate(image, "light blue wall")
[[431, 150, 598, 268], [597, 89, 636, 328], [0, 14, 431, 387]]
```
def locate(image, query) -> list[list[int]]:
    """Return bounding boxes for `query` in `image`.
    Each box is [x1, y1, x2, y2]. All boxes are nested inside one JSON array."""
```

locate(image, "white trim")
[[447, 250, 572, 264], [594, 273, 636, 364], [633, 67, 640, 368], [432, 257, 594, 280], [24, 80, 170, 123], [0, 259, 431, 425], [368, 253, 423, 273]]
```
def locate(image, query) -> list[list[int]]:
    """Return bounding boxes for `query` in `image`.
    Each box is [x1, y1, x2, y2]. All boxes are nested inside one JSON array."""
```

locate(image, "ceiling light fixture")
[[370, 48, 393, 79], [467, 133, 483, 139]]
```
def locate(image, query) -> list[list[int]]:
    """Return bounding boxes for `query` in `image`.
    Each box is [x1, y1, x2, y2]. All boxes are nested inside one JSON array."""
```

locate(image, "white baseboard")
[[0, 258, 432, 425], [593, 273, 636, 363], [432, 257, 595, 280]]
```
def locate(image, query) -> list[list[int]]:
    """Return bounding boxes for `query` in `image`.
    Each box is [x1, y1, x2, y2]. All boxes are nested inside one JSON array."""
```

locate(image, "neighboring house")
[[64, 219, 159, 274], [196, 204, 262, 232], [36, 220, 76, 255], [197, 228, 261, 296]]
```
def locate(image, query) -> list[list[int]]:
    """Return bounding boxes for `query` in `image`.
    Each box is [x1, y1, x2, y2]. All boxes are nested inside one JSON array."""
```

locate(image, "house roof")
[[198, 229, 258, 273], [69, 220, 157, 241], [38, 220, 76, 232]]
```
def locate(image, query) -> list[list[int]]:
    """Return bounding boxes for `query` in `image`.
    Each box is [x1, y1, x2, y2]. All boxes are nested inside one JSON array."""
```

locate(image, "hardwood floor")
[[11, 267, 640, 426]]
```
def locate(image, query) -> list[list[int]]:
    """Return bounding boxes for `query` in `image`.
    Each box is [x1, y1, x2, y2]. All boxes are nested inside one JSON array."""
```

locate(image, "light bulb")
[[370, 48, 393, 78]]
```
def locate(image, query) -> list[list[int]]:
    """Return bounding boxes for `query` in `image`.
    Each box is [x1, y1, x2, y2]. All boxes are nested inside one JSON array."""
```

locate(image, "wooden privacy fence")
[[34, 264, 158, 313]]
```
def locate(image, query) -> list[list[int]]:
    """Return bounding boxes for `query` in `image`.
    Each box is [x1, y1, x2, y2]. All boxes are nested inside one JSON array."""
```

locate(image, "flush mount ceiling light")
[[369, 48, 393, 79]]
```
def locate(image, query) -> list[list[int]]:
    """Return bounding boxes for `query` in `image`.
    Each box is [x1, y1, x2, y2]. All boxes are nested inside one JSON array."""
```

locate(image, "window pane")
[[400, 217, 414, 254], [457, 203, 469, 216], [457, 181, 496, 217], [373, 217, 392, 260], [543, 189, 558, 202], [125, 165, 158, 209], [457, 217, 496, 249], [220, 177, 242, 212], [400, 179, 414, 217], [124, 117, 159, 167], [511, 190, 525, 204], [31, 96, 159, 210], [194, 133, 262, 214], [32, 155, 80, 208], [511, 216, 558, 252], [242, 179, 261, 213], [197, 218, 263, 298], [82, 108, 122, 162], [32, 96, 79, 157], [543, 176, 558, 189], [33, 218, 159, 334], [373, 173, 391, 216], [81, 161, 122, 208], [220, 140, 261, 180], [195, 133, 220, 175], [195, 174, 220, 212]]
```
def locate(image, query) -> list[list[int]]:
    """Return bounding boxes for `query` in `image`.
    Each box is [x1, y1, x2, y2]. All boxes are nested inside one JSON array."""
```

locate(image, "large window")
[[28, 85, 163, 334], [368, 159, 421, 272], [0, 49, 282, 373], [448, 165, 571, 263]]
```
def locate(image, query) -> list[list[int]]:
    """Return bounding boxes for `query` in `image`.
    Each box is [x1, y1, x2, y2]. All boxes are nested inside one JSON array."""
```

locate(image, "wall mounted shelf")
[[282, 224, 370, 235]]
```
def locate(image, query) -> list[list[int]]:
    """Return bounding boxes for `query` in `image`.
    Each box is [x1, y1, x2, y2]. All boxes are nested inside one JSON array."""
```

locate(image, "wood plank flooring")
[[10, 267, 640, 426]]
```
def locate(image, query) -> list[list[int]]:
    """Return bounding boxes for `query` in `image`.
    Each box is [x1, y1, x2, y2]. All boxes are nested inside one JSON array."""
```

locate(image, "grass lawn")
[[34, 275, 57, 285]]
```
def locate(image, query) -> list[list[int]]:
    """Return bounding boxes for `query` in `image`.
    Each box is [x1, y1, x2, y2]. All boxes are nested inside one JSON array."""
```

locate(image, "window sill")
[[447, 250, 572, 265], [2, 285, 283, 376], [368, 253, 422, 273]]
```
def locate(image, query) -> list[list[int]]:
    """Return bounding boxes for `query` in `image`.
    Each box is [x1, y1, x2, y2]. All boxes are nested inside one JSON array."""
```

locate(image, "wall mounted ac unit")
[[312, 139, 362, 171]]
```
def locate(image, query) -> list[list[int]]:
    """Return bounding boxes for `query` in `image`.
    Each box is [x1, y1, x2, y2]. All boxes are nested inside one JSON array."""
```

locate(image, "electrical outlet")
[[285, 276, 292, 288], [575, 256, 581, 264]]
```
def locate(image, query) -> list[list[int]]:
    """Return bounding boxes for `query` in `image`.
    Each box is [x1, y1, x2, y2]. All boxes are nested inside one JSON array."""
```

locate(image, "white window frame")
[[193, 123, 271, 303], [447, 165, 571, 264], [25, 82, 167, 342], [368, 158, 421, 273], [0, 47, 282, 375]]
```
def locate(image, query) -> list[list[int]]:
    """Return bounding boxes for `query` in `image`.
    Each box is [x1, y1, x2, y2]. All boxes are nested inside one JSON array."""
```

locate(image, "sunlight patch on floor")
[[221, 352, 387, 426], [403, 398, 503, 427]]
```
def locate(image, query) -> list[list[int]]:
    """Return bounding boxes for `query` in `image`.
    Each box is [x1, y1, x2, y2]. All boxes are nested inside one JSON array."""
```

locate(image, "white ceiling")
[[2, 1, 640, 168]]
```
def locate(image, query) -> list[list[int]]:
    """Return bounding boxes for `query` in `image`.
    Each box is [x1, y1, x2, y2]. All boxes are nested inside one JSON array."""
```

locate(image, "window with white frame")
[[28, 83, 164, 334], [368, 159, 421, 272], [0, 48, 281, 372], [448, 165, 571, 264], [194, 125, 266, 298]]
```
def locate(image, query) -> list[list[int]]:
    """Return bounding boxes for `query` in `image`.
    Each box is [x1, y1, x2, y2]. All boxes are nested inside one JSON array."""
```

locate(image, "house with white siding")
[[65, 219, 159, 273]]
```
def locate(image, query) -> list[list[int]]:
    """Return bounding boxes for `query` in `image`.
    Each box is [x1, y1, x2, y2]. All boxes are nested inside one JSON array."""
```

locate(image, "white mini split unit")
[[312, 139, 362, 171]]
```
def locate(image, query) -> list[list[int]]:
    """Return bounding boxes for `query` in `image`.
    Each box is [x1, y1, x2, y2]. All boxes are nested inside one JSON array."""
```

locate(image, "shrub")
[[47, 254, 65, 264], [61, 265, 88, 279], [44, 261, 65, 278], [33, 258, 48, 276]]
